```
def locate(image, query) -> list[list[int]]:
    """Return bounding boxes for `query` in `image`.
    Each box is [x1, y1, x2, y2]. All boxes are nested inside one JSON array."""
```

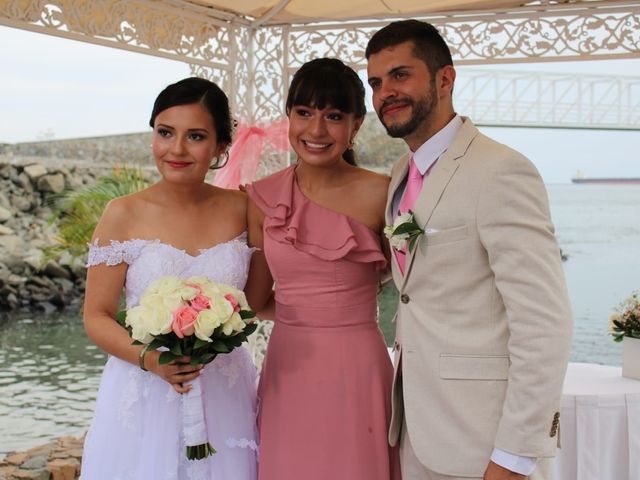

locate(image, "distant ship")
[[571, 171, 640, 184]]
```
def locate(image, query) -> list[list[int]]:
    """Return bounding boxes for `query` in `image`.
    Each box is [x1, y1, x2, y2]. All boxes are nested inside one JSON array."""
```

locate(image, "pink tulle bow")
[[213, 119, 290, 189]]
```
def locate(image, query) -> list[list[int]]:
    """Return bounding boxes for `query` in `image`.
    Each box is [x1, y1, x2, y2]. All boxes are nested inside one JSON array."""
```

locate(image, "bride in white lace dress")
[[81, 78, 259, 480]]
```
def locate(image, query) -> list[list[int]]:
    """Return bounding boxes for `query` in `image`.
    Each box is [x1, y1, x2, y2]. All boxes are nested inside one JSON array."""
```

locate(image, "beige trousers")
[[399, 417, 553, 480]]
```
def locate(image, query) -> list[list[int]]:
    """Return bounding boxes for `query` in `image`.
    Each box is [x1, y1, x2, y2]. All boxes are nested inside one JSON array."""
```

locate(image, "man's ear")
[[437, 65, 456, 98]]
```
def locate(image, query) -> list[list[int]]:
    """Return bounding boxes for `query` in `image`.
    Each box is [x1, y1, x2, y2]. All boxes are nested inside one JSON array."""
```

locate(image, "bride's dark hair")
[[149, 77, 233, 169], [286, 58, 366, 166]]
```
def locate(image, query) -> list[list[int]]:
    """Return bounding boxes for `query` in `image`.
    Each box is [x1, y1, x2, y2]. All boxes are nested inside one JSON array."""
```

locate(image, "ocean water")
[[1, 184, 639, 455]]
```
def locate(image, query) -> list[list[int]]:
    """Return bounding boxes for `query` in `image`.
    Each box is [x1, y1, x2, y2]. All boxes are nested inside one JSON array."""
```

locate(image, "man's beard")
[[378, 90, 437, 138]]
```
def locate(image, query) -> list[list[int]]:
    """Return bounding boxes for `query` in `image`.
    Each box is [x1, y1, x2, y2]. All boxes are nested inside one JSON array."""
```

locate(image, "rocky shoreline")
[[0, 133, 154, 313], [0, 157, 104, 313], [0, 436, 83, 480]]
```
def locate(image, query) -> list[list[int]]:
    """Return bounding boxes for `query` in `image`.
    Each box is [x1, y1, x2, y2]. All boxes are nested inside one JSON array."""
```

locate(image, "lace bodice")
[[87, 233, 254, 308]]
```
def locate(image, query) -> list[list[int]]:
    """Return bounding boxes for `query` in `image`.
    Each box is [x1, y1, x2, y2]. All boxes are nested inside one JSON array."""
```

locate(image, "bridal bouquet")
[[116, 275, 257, 460]]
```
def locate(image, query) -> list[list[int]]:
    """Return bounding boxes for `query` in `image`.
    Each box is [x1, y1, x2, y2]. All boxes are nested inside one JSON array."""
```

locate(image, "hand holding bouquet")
[[116, 275, 257, 460]]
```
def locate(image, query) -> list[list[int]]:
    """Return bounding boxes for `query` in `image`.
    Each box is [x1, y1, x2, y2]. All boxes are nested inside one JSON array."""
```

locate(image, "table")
[[555, 362, 640, 480]]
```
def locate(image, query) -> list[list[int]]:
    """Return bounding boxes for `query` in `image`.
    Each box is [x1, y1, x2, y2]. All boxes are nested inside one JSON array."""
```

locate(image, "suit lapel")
[[386, 153, 411, 284], [386, 152, 411, 224], [401, 118, 479, 285]]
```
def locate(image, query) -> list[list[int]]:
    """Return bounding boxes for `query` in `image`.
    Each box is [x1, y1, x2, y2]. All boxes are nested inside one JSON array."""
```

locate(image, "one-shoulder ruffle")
[[246, 165, 386, 268]]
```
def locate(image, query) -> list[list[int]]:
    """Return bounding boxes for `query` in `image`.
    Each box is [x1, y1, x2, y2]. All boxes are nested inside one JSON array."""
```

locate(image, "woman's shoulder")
[[350, 167, 391, 195]]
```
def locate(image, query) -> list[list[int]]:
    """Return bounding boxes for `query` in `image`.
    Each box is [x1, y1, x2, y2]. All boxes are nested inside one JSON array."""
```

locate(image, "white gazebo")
[[2, 1, 639, 127], [1, 0, 639, 364]]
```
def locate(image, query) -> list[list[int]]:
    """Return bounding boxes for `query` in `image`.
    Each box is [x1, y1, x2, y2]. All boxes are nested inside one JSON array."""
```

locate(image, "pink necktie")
[[395, 157, 424, 273]]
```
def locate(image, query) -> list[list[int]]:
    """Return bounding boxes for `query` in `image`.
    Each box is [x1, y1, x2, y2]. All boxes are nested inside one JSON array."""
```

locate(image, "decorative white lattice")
[[2, 0, 639, 366]]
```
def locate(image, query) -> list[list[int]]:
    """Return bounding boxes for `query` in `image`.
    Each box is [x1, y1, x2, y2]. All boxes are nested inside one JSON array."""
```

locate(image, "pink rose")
[[190, 294, 211, 312], [172, 306, 198, 338], [224, 294, 240, 313]]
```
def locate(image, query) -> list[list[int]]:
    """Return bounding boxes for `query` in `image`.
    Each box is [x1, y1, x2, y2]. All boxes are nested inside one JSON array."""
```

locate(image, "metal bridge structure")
[[455, 69, 640, 131]]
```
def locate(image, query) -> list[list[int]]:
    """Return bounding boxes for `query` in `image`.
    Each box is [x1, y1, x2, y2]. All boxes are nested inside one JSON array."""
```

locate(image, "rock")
[[0, 224, 14, 235], [27, 275, 54, 289], [3, 453, 28, 465], [47, 458, 79, 480], [52, 278, 74, 295], [21, 454, 48, 470], [43, 261, 71, 280], [10, 469, 50, 479], [0, 464, 20, 478], [11, 195, 32, 213], [0, 235, 21, 253], [22, 249, 44, 271], [8, 274, 27, 286], [0, 192, 10, 208], [37, 174, 65, 194], [18, 173, 35, 193], [0, 205, 12, 222], [23, 164, 47, 180]]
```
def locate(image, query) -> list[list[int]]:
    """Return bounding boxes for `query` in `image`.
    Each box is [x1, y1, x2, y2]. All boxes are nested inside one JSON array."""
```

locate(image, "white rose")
[[145, 304, 173, 336], [194, 309, 221, 342], [221, 312, 245, 336], [140, 292, 184, 313], [389, 232, 409, 251], [146, 276, 183, 296], [383, 225, 395, 238], [125, 305, 154, 344], [394, 212, 413, 229]]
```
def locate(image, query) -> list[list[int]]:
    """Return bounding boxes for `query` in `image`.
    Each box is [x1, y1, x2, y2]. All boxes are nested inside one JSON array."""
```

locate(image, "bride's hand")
[[146, 351, 203, 393]]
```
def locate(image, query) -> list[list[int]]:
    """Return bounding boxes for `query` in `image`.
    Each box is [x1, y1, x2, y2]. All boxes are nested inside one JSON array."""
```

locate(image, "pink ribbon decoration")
[[213, 119, 290, 189]]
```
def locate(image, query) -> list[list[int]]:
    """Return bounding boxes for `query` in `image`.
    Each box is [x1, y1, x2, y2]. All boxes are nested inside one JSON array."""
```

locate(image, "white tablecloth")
[[555, 362, 640, 480]]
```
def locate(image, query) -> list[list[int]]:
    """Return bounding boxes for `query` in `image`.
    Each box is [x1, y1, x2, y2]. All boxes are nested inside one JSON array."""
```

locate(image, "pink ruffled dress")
[[246, 165, 399, 480]]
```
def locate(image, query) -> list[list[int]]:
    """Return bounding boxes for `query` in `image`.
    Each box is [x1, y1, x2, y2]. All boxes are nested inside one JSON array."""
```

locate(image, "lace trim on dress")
[[225, 437, 259, 451], [86, 239, 152, 267]]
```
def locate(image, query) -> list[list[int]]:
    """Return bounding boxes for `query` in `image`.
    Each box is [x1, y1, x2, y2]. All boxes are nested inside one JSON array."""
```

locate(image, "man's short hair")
[[365, 20, 453, 77]]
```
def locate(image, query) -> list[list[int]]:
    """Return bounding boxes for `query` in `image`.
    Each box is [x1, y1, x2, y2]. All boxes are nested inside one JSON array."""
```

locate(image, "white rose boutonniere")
[[384, 210, 425, 253]]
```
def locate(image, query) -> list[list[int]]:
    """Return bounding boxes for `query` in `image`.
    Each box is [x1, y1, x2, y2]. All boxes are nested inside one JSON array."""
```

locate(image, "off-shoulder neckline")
[[91, 231, 249, 259]]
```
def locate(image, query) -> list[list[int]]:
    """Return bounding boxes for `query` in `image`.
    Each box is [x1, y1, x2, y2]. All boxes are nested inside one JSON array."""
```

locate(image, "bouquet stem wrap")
[[182, 377, 215, 460]]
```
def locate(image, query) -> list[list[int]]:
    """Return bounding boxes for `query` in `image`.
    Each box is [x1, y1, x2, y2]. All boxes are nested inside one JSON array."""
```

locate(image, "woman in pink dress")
[[246, 58, 400, 480]]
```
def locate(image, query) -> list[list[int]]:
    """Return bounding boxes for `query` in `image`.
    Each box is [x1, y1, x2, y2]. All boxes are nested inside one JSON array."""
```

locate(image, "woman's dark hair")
[[365, 20, 453, 79], [149, 77, 232, 168], [286, 58, 365, 166]]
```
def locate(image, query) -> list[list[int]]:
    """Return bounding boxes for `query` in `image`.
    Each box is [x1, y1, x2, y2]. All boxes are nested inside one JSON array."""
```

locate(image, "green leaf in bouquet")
[[243, 322, 258, 336], [115, 310, 127, 326], [200, 353, 218, 365], [212, 340, 230, 353], [239, 310, 256, 320], [131, 340, 144, 346], [159, 351, 179, 365], [170, 343, 184, 356], [147, 338, 168, 351], [194, 338, 210, 349]]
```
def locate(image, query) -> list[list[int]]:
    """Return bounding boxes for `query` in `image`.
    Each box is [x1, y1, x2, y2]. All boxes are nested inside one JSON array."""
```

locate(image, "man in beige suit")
[[366, 21, 573, 480]]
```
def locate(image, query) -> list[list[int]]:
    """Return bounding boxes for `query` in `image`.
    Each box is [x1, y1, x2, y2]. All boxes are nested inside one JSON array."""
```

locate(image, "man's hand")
[[483, 461, 527, 480]]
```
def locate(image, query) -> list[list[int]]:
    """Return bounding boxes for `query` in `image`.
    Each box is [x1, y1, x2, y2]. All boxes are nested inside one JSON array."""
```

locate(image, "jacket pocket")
[[439, 354, 510, 380], [425, 225, 468, 246]]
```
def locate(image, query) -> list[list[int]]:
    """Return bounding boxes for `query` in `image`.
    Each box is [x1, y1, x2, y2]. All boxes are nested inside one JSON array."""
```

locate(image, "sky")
[[0, 25, 639, 183]]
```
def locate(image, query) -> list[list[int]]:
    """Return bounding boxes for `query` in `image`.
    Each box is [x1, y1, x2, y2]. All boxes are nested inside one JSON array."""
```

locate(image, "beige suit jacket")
[[386, 117, 573, 477]]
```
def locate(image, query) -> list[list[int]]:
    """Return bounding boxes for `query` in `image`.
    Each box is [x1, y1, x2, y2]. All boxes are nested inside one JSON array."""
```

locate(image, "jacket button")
[[400, 294, 410, 304]]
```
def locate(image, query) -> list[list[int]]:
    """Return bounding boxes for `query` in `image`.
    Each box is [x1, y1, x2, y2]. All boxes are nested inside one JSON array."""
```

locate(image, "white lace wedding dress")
[[80, 233, 258, 480]]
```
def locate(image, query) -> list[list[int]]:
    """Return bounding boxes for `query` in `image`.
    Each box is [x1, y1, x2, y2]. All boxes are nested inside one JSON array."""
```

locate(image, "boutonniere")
[[384, 210, 425, 253]]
